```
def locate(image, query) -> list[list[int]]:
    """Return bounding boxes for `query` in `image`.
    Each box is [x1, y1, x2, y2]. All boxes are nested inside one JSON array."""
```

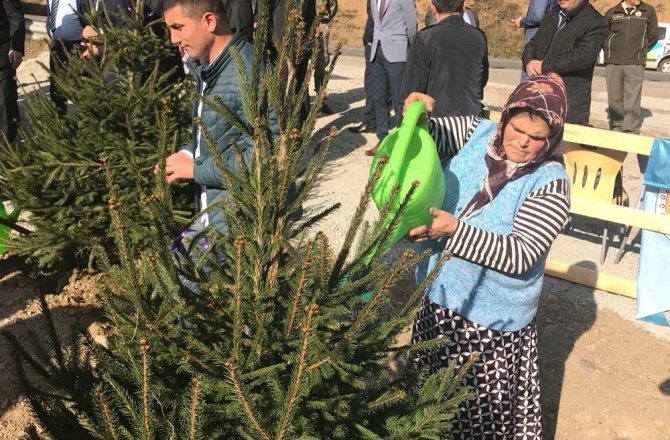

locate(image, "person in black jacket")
[[425, 0, 479, 28], [399, 0, 488, 119], [522, 0, 607, 125], [0, 0, 24, 143]]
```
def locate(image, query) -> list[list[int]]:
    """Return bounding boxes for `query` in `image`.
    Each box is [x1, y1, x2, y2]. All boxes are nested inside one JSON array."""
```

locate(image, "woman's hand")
[[408, 207, 459, 242], [403, 92, 435, 114]]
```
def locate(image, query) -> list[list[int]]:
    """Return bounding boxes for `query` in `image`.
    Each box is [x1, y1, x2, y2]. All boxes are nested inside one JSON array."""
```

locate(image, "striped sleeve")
[[444, 179, 570, 275], [429, 115, 482, 164]]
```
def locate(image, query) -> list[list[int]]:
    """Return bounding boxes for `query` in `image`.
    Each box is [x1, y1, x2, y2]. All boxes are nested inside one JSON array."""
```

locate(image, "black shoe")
[[348, 122, 376, 134], [320, 102, 334, 115]]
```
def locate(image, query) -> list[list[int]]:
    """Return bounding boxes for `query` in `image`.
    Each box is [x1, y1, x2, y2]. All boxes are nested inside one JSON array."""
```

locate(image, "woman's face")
[[502, 112, 551, 163]]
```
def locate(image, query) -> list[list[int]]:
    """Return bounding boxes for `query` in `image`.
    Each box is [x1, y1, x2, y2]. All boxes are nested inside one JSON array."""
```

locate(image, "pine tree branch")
[[286, 129, 332, 217], [307, 356, 331, 373], [367, 390, 407, 412], [189, 377, 202, 440], [102, 156, 141, 295], [346, 250, 413, 341], [139, 340, 152, 440], [276, 303, 318, 440], [224, 361, 271, 440], [95, 386, 121, 440], [232, 237, 244, 362], [284, 241, 314, 339], [327, 156, 387, 290], [398, 252, 452, 322]]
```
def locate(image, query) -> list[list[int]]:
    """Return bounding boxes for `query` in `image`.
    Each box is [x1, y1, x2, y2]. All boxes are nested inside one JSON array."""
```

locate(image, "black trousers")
[[50, 39, 81, 115], [363, 43, 376, 126], [0, 67, 19, 143], [370, 43, 405, 141]]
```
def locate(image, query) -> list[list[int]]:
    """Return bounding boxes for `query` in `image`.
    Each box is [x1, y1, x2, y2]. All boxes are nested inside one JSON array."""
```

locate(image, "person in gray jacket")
[[366, 0, 417, 155], [604, 0, 658, 135]]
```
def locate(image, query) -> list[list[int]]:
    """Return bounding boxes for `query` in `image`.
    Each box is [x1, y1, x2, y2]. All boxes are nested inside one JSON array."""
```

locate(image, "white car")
[[646, 23, 670, 71], [597, 22, 670, 72]]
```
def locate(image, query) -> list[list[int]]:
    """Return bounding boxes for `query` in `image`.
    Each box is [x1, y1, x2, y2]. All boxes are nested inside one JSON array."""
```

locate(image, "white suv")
[[646, 23, 670, 72]]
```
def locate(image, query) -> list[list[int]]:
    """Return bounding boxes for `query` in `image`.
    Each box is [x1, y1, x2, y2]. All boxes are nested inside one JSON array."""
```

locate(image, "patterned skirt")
[[412, 298, 542, 440]]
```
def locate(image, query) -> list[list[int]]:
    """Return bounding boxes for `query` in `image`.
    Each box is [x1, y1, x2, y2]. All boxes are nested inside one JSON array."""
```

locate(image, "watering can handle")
[[385, 101, 427, 178]]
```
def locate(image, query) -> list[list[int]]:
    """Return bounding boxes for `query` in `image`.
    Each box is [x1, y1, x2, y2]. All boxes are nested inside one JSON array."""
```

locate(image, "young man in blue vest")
[[161, 0, 255, 238]]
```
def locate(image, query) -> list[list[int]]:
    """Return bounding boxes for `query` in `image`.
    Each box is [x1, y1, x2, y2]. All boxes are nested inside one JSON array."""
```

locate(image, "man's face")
[[164, 5, 212, 60], [624, 0, 641, 7], [558, 0, 582, 11]]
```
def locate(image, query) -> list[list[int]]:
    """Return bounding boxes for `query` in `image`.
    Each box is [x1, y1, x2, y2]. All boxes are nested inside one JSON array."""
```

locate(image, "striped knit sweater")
[[415, 117, 570, 331], [429, 115, 570, 276]]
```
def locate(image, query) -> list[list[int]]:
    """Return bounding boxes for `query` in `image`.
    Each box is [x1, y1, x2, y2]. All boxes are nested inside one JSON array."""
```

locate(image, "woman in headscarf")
[[406, 74, 569, 439]]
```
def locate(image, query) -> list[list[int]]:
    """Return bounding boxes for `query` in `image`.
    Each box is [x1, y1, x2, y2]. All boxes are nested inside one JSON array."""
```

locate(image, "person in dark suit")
[[223, 0, 254, 41], [349, 0, 376, 134], [400, 0, 488, 119], [425, 0, 479, 28], [522, 0, 607, 125], [0, 0, 24, 144]]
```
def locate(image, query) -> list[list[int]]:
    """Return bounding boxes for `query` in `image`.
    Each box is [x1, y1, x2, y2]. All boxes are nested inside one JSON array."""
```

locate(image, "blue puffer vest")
[[182, 33, 254, 234], [416, 119, 568, 331]]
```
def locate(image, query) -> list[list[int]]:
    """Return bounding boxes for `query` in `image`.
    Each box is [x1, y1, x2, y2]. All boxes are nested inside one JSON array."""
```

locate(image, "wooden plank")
[[570, 199, 670, 234], [563, 124, 654, 156], [545, 259, 637, 298]]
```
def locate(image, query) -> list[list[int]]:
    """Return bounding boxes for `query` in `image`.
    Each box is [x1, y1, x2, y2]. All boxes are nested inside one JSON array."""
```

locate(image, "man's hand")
[[512, 16, 523, 29], [8, 51, 23, 70], [165, 152, 195, 184], [81, 42, 99, 58], [403, 92, 435, 114], [408, 207, 459, 242], [82, 25, 98, 39], [526, 59, 543, 77], [81, 26, 100, 58]]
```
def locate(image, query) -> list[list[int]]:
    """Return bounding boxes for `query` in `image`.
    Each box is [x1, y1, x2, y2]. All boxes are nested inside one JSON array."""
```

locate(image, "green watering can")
[[369, 101, 446, 249], [0, 204, 21, 255]]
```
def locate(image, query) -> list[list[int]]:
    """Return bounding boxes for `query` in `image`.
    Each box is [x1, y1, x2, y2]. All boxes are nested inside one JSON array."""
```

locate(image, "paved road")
[[340, 46, 670, 138]]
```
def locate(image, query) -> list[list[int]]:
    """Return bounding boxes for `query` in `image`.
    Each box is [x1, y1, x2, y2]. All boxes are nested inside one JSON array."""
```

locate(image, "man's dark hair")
[[432, 0, 464, 14], [160, 0, 227, 21]]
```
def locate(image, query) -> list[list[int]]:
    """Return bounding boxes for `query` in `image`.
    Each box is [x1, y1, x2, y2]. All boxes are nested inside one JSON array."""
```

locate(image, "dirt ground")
[[2, 26, 670, 440]]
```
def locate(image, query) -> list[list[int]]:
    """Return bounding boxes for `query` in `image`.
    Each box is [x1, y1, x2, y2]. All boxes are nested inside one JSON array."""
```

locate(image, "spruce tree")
[[0, 0, 192, 269], [5, 0, 473, 438]]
